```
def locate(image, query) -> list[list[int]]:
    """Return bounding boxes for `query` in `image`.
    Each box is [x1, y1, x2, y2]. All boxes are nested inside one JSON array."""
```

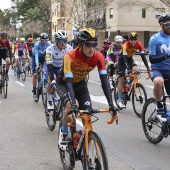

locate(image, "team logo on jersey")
[[161, 44, 170, 53], [46, 53, 51, 61], [84, 101, 90, 106]]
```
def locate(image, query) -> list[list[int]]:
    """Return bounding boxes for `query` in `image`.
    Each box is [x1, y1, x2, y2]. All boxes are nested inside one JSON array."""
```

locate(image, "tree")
[[57, 0, 114, 30]]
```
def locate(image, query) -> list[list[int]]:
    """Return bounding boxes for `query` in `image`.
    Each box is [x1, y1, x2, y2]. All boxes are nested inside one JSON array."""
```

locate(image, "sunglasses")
[[163, 22, 170, 27], [40, 39, 47, 42], [58, 39, 67, 44], [84, 43, 98, 48], [129, 38, 137, 41]]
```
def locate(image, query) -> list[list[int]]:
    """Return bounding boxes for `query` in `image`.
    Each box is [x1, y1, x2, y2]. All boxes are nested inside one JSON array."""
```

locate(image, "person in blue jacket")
[[149, 12, 170, 122], [32, 33, 51, 101]]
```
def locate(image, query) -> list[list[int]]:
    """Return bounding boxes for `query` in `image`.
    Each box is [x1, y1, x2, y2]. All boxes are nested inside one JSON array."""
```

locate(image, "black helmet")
[[128, 32, 138, 40], [158, 12, 170, 23], [103, 38, 111, 44], [77, 28, 98, 44], [1, 31, 8, 38], [40, 33, 49, 40]]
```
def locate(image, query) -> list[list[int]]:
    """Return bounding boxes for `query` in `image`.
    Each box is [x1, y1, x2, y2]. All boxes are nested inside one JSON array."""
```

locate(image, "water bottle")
[[166, 111, 170, 123], [53, 93, 58, 105]]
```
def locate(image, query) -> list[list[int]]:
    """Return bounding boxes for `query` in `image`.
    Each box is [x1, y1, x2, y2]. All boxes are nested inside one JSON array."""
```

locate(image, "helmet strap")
[[163, 25, 170, 35], [81, 44, 89, 58]]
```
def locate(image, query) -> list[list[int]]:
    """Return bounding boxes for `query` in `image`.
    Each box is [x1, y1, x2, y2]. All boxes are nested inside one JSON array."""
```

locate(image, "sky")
[[0, 0, 11, 10]]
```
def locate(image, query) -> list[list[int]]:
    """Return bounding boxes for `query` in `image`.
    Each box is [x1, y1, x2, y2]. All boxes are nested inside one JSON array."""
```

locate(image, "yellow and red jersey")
[[59, 48, 107, 83], [122, 41, 144, 57]]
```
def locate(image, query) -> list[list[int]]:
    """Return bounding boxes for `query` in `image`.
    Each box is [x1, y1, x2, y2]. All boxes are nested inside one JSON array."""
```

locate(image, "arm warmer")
[[140, 53, 150, 70], [149, 54, 169, 64], [47, 63, 54, 81], [100, 74, 113, 105], [66, 78, 76, 105]]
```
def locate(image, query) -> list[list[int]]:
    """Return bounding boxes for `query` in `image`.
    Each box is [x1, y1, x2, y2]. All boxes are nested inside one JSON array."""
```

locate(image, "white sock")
[[47, 94, 52, 101]]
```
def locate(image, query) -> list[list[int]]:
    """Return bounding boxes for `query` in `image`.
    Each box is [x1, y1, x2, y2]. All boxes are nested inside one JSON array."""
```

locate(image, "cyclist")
[[26, 38, 34, 57], [52, 28, 118, 149], [100, 38, 111, 59], [15, 37, 29, 74], [117, 32, 150, 108], [106, 35, 123, 89], [45, 30, 72, 110], [0, 31, 12, 80], [32, 33, 51, 101], [70, 32, 79, 49], [149, 12, 170, 121]]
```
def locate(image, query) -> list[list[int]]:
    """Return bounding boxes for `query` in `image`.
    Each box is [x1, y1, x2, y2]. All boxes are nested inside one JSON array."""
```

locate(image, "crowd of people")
[[0, 12, 170, 152]]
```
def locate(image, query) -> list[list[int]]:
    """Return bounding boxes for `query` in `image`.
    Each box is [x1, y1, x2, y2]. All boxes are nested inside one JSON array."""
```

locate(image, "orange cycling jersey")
[[59, 48, 107, 83], [122, 41, 144, 57]]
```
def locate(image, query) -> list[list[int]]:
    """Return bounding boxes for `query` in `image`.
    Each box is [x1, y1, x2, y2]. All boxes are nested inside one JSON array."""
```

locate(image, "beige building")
[[51, 0, 169, 48]]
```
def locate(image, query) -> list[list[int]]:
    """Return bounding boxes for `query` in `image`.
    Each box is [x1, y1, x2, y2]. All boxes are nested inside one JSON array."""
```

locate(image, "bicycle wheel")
[[2, 73, 8, 99], [35, 87, 40, 103], [21, 70, 26, 81], [142, 98, 164, 144], [81, 131, 108, 170], [58, 118, 75, 169], [132, 83, 147, 118], [113, 79, 121, 110], [17, 69, 20, 80], [42, 79, 47, 108]]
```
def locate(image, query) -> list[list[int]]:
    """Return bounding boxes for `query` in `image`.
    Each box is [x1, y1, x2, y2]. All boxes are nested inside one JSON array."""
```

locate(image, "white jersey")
[[46, 43, 72, 67]]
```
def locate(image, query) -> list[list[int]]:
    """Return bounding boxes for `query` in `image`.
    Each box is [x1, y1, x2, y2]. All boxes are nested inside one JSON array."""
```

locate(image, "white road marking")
[[88, 80, 101, 85], [15, 81, 25, 86]]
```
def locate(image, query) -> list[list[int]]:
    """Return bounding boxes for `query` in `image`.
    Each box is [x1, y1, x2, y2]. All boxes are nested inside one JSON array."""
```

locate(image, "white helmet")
[[114, 35, 123, 42], [54, 30, 68, 39], [19, 37, 25, 42]]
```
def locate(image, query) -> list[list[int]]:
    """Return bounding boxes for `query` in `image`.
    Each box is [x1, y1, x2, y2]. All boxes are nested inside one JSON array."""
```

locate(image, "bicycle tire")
[[142, 97, 164, 144], [58, 117, 75, 169], [132, 83, 147, 118], [21, 70, 26, 81], [113, 79, 121, 110], [2, 72, 8, 99], [45, 100, 63, 131], [17, 70, 20, 80], [81, 131, 109, 170], [42, 79, 47, 108]]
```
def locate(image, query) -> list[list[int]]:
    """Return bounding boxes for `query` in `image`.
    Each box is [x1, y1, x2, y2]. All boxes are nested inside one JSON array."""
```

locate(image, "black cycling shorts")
[[117, 57, 137, 77], [0, 50, 10, 65], [56, 80, 92, 110]]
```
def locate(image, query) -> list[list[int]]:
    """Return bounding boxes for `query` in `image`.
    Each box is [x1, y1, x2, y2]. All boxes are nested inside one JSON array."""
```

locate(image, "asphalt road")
[[0, 60, 170, 170]]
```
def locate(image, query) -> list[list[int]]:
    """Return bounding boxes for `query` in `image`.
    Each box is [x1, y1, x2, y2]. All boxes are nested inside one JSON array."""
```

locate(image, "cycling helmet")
[[19, 37, 25, 42], [77, 28, 98, 44], [40, 33, 49, 40], [158, 12, 170, 23], [128, 32, 138, 40], [54, 30, 68, 40], [28, 37, 33, 42], [1, 31, 7, 38], [103, 38, 111, 44], [114, 35, 123, 42]]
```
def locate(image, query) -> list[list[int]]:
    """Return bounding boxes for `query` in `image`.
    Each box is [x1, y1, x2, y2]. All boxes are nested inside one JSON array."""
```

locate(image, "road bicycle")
[[45, 88, 63, 131], [14, 56, 26, 81], [0, 64, 8, 98], [142, 82, 170, 144], [25, 57, 33, 77], [114, 70, 149, 118], [58, 108, 115, 170], [34, 66, 47, 108]]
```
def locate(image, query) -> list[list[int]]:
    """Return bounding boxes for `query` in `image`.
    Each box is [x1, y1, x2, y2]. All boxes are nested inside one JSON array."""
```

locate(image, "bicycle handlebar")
[[67, 109, 115, 127]]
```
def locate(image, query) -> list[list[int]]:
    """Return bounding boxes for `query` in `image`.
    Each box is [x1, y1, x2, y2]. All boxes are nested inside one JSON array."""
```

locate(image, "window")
[[155, 8, 165, 19], [62, 23, 65, 29], [109, 8, 113, 19], [142, 8, 146, 18]]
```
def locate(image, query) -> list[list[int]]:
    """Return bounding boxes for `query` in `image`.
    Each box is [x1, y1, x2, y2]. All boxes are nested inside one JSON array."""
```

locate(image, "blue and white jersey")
[[149, 31, 170, 70], [33, 40, 51, 65], [46, 43, 72, 68]]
